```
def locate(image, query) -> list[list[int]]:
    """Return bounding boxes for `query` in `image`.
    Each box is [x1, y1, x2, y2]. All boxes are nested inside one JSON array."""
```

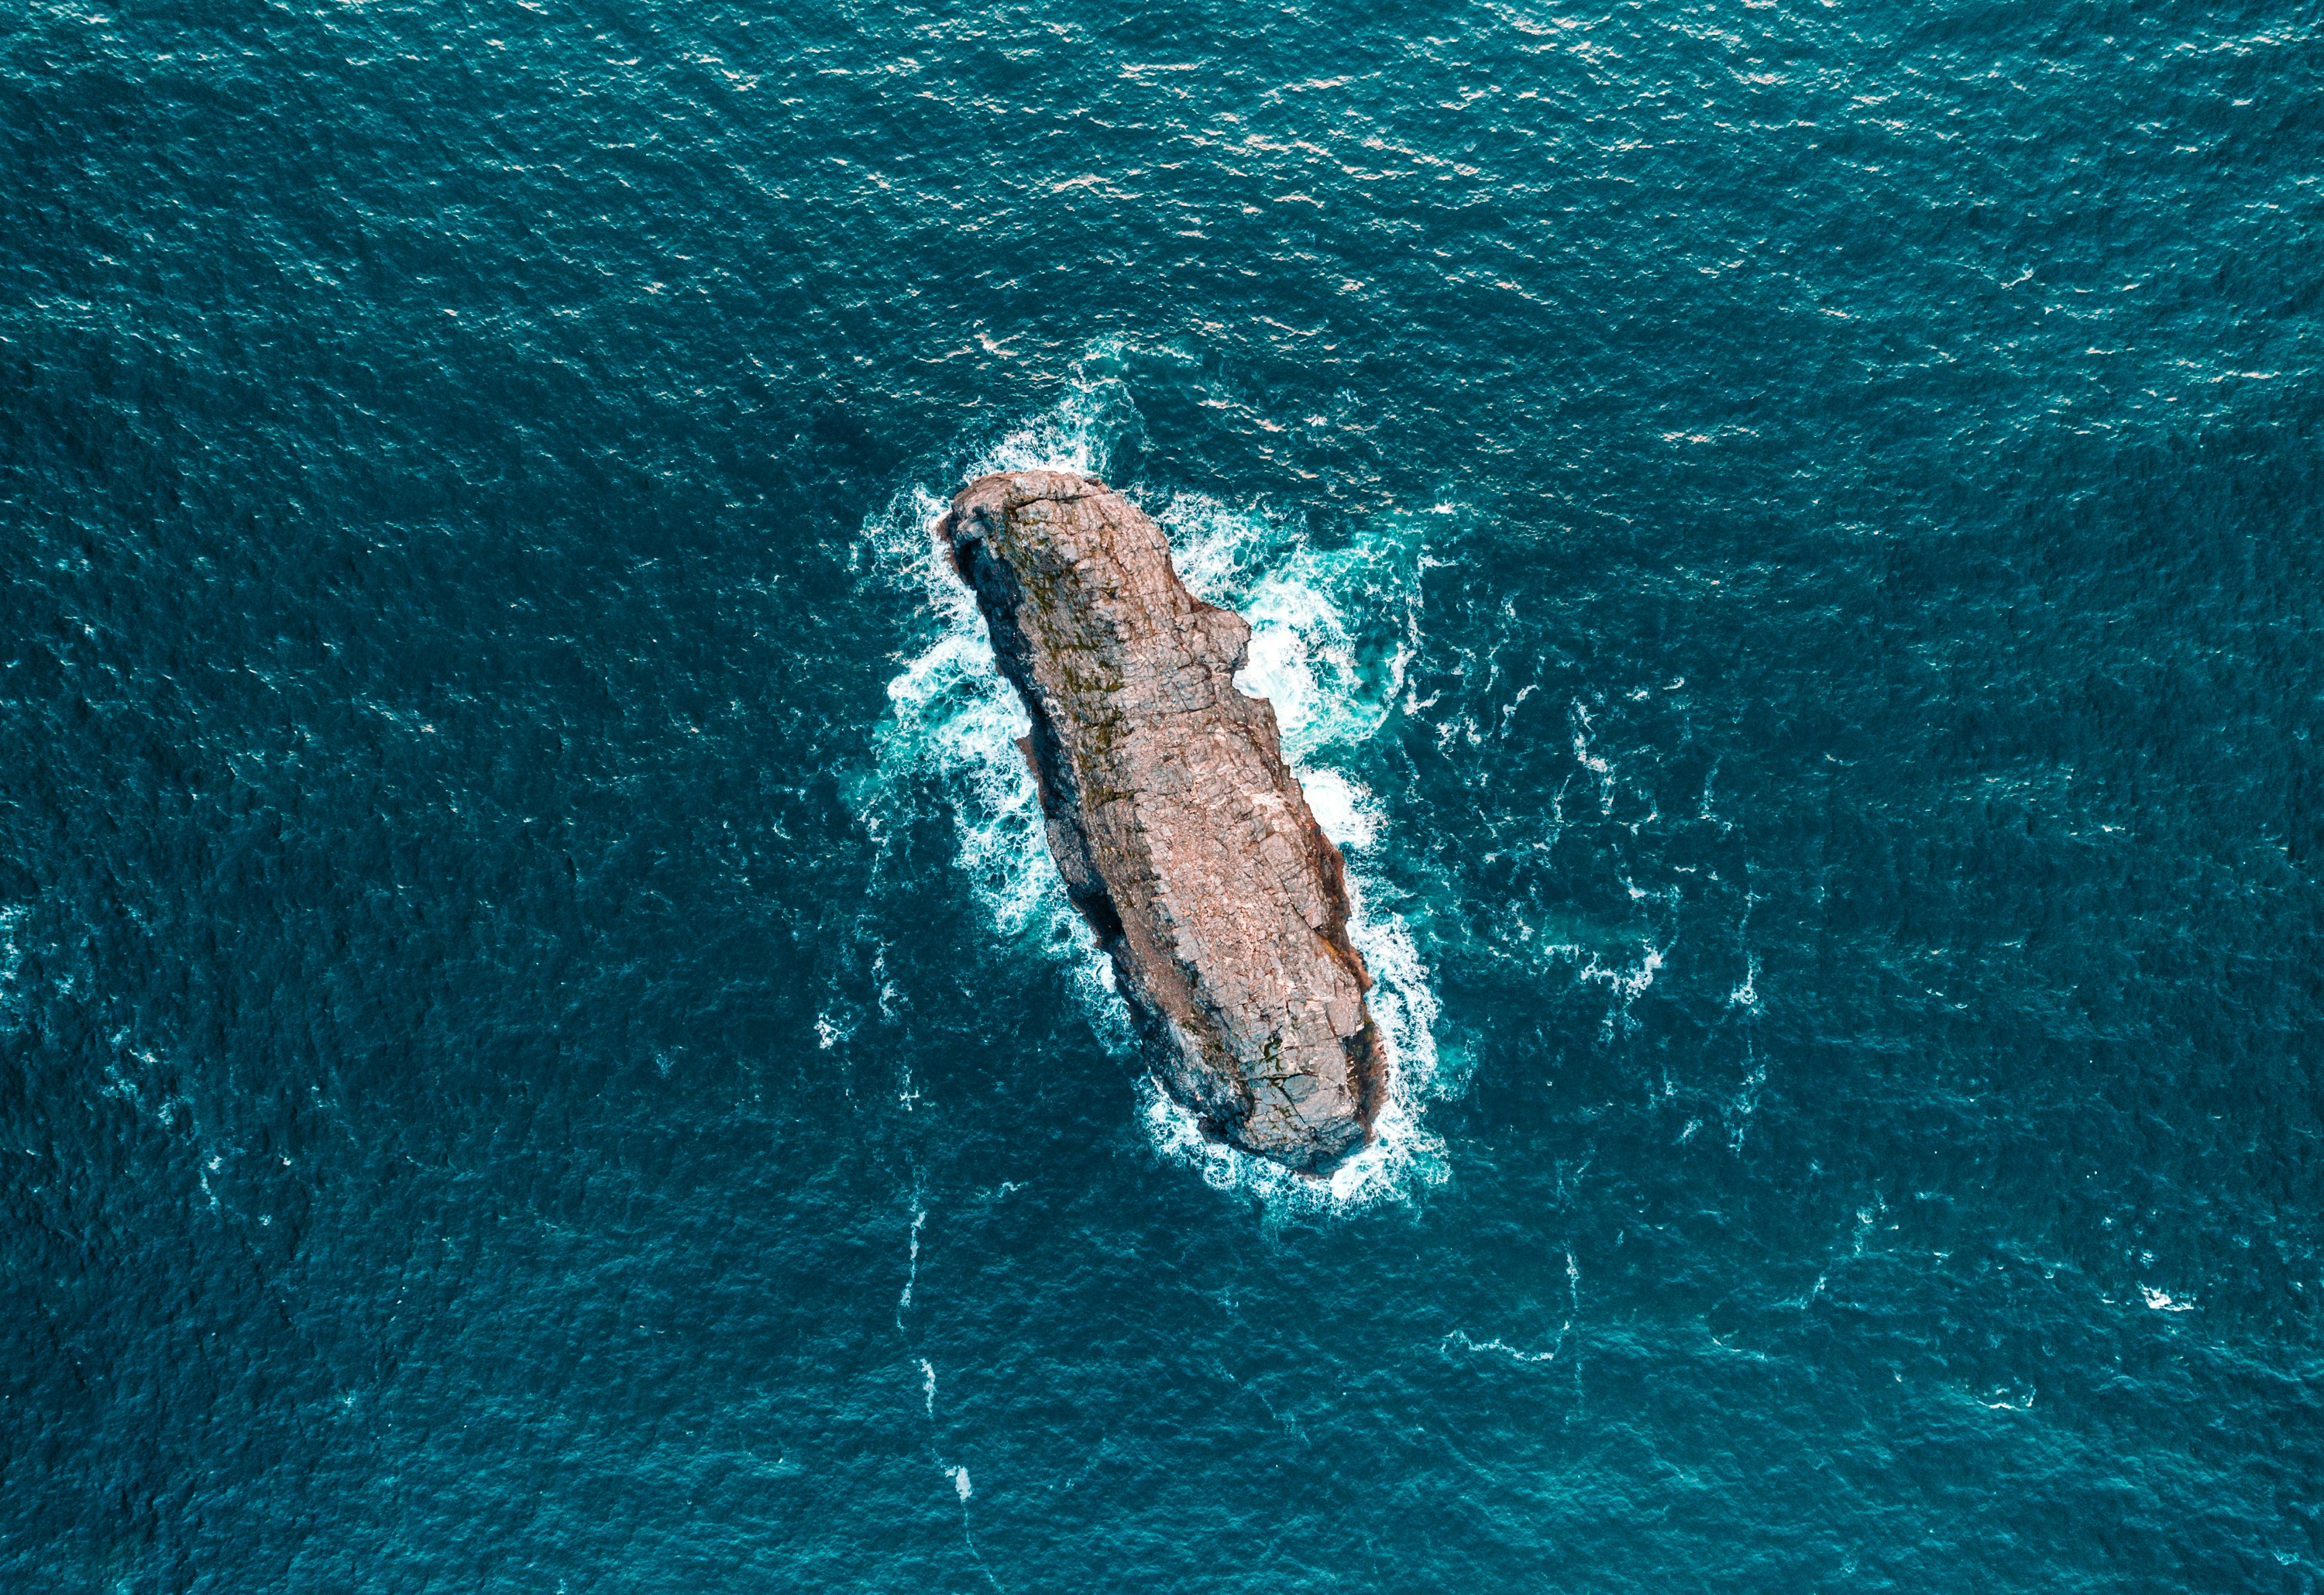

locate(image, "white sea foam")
[[1538, 938, 1668, 1041], [860, 350, 1446, 1212], [1298, 768, 1379, 852], [0, 904, 26, 1033], [896, 1205, 925, 1326], [1728, 1039, 1768, 1152], [1442, 1327, 1565, 1366], [1164, 490, 1422, 765], [857, 360, 1141, 1037]]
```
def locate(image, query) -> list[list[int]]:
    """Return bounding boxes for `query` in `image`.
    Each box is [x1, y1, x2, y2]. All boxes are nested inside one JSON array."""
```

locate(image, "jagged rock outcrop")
[[940, 469, 1385, 1174]]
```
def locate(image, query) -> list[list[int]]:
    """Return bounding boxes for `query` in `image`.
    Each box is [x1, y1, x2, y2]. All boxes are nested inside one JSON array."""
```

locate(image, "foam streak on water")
[[861, 355, 1445, 1210]]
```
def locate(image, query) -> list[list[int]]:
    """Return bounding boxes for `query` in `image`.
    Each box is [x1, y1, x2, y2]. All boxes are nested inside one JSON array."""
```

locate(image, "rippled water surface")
[[5, 0, 2321, 1588]]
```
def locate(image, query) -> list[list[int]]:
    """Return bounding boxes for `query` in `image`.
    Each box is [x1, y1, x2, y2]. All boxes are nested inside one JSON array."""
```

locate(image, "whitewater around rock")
[[940, 469, 1386, 1173]]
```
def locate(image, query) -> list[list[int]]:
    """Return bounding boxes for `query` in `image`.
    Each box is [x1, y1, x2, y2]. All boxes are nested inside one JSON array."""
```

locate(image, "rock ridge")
[[940, 469, 1385, 1173]]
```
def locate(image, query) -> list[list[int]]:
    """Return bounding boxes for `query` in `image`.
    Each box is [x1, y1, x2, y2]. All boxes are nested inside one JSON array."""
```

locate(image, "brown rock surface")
[[940, 469, 1385, 1173]]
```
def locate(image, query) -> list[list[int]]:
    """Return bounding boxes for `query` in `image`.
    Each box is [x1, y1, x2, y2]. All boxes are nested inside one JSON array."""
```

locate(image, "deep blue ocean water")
[[5, 0, 2322, 1587]]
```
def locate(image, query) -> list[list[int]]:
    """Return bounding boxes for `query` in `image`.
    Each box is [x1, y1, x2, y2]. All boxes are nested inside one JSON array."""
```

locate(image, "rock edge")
[[940, 469, 1385, 1174]]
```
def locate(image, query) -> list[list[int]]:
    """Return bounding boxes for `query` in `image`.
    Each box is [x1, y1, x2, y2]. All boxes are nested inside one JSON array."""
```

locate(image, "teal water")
[[5, 0, 2322, 1588]]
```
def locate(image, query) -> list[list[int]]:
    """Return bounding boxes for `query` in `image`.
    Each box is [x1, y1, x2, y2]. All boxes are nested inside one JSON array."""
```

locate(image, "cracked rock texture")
[[941, 469, 1385, 1173]]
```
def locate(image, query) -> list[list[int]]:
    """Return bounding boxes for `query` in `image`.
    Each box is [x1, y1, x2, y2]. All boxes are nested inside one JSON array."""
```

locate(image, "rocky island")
[[941, 469, 1386, 1174]]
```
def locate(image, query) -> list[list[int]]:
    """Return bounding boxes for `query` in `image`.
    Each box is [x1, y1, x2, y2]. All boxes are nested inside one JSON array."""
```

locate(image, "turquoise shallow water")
[[5, 0, 2322, 1588]]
